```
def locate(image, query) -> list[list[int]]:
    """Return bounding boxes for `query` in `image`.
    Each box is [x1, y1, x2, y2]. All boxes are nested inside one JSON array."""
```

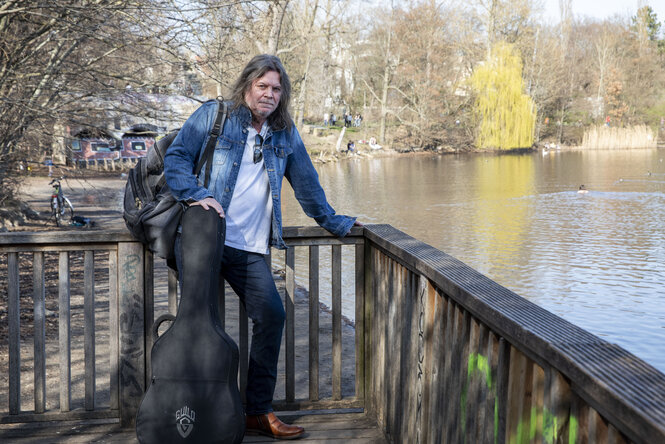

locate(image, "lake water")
[[280, 149, 665, 374]]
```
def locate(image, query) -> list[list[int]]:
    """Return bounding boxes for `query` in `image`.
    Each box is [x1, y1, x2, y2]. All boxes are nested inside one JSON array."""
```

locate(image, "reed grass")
[[582, 125, 657, 149]]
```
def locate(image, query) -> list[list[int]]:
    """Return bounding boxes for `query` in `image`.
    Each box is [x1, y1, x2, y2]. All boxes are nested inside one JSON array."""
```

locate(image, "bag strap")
[[194, 99, 228, 187]]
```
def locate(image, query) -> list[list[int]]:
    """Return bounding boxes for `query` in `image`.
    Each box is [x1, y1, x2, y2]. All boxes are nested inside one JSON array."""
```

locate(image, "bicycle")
[[49, 177, 74, 226]]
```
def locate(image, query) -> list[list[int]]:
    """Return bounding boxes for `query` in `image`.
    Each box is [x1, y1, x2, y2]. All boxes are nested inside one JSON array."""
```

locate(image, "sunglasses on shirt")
[[253, 134, 264, 164]]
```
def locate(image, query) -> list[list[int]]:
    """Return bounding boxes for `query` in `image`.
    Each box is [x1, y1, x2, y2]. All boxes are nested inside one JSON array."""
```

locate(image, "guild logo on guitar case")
[[175, 405, 195, 438]]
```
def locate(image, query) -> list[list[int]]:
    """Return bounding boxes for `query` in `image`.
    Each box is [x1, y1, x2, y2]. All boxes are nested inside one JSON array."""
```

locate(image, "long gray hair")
[[230, 54, 292, 130]]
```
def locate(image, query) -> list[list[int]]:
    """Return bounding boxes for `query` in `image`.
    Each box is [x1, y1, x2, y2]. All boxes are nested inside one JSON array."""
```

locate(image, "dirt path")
[[17, 173, 128, 231]]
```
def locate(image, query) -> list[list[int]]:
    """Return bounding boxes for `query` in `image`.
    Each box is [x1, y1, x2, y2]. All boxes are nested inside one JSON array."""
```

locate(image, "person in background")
[[164, 54, 361, 440], [369, 136, 382, 150], [44, 158, 54, 177]]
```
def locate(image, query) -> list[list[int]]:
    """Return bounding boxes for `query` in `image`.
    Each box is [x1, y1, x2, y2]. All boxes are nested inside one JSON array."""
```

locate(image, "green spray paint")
[[508, 404, 578, 443], [460, 353, 579, 444], [460, 353, 498, 444], [569, 414, 578, 443]]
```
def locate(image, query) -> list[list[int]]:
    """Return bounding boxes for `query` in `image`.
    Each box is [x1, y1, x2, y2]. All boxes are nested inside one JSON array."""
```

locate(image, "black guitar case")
[[136, 206, 245, 443]]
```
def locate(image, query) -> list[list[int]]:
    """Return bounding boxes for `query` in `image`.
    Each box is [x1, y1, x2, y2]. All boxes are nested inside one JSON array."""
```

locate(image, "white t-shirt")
[[224, 123, 273, 254]]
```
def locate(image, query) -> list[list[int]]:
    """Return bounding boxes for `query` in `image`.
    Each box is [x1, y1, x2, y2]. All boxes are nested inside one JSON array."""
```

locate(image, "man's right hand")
[[190, 197, 225, 218]]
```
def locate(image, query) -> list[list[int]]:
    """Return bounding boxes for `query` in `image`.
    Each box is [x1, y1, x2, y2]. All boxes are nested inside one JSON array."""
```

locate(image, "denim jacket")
[[164, 100, 356, 250]]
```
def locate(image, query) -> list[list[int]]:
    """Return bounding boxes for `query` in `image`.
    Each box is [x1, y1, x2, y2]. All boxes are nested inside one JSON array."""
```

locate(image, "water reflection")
[[280, 149, 665, 373]]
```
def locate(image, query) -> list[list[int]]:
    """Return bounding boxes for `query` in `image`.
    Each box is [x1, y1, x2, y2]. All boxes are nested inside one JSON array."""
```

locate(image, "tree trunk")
[[557, 101, 565, 143], [486, 0, 497, 59], [379, 20, 393, 144], [296, 49, 312, 128], [267, 0, 290, 55]]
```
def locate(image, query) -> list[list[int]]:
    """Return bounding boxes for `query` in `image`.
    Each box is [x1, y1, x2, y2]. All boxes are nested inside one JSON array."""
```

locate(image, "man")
[[346, 140, 355, 153], [164, 54, 360, 440]]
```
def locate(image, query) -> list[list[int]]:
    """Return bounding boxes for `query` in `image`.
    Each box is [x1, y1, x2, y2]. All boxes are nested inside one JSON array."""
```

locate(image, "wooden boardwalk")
[[0, 411, 387, 443]]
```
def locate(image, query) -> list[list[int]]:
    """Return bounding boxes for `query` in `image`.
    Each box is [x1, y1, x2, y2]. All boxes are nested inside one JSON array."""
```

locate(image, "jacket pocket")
[[272, 144, 292, 159], [213, 137, 235, 165]]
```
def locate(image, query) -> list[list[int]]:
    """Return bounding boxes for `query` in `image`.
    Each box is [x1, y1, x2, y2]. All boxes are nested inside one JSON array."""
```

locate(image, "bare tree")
[[0, 1, 192, 208], [266, 0, 291, 54], [553, 0, 574, 142], [474, 0, 539, 56], [588, 19, 626, 121], [288, 0, 320, 127], [357, 3, 400, 144], [622, 5, 665, 123], [3, 0, 664, 222], [388, 1, 459, 148], [233, 0, 292, 55], [164, 0, 251, 98]]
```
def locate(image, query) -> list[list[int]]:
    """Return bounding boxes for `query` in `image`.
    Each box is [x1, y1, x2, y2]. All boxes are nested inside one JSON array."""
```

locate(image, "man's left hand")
[[346, 219, 363, 236]]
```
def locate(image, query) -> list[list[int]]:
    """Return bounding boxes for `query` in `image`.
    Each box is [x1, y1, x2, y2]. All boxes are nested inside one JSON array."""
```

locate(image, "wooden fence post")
[[117, 242, 146, 427]]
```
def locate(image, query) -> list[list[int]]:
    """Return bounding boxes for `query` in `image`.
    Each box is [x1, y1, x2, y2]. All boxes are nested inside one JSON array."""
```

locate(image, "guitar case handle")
[[152, 314, 176, 344]]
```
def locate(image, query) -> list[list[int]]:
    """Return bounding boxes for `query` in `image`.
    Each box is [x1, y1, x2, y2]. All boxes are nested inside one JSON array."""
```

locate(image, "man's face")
[[244, 70, 282, 124]]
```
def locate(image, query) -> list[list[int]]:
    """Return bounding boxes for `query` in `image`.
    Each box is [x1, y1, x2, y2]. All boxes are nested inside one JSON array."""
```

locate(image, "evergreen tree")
[[631, 5, 661, 42]]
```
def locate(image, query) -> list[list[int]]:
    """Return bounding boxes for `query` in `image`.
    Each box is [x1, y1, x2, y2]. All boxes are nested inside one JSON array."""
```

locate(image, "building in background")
[[69, 128, 120, 164], [120, 124, 159, 159]]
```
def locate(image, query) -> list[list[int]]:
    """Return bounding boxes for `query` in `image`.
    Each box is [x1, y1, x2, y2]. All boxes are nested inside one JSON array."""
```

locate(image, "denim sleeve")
[[284, 126, 356, 237], [164, 102, 215, 202]]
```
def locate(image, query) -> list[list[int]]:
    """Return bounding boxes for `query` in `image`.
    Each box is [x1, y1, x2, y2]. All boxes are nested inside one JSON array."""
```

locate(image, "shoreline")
[[4, 140, 661, 230]]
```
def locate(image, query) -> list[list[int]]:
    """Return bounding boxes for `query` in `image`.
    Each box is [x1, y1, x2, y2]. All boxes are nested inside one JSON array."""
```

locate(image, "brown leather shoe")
[[246, 412, 305, 440]]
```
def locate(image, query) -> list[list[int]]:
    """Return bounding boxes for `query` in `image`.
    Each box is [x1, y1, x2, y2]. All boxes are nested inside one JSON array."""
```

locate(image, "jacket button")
[[225, 187, 230, 192], [233, 162, 238, 166], [242, 129, 247, 134]]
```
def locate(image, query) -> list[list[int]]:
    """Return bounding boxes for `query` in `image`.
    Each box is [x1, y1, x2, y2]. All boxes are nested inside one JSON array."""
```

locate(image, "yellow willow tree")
[[469, 42, 537, 149]]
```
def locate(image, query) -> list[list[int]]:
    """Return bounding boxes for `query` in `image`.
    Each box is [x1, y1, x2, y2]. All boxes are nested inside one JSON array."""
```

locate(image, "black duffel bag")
[[123, 100, 227, 261]]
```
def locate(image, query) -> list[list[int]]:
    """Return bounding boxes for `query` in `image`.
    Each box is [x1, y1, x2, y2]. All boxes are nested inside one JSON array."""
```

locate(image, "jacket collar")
[[232, 104, 253, 128]]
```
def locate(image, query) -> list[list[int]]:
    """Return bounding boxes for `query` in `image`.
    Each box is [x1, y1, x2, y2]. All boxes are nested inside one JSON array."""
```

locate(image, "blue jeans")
[[175, 237, 285, 415]]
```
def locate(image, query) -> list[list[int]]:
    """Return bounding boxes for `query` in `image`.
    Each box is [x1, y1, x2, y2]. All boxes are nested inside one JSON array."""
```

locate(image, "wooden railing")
[[0, 231, 130, 423], [362, 224, 665, 444], [2, 225, 665, 444], [0, 227, 365, 427]]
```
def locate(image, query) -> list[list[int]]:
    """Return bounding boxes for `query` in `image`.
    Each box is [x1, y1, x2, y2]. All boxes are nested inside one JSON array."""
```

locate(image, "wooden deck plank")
[[0, 412, 387, 443]]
